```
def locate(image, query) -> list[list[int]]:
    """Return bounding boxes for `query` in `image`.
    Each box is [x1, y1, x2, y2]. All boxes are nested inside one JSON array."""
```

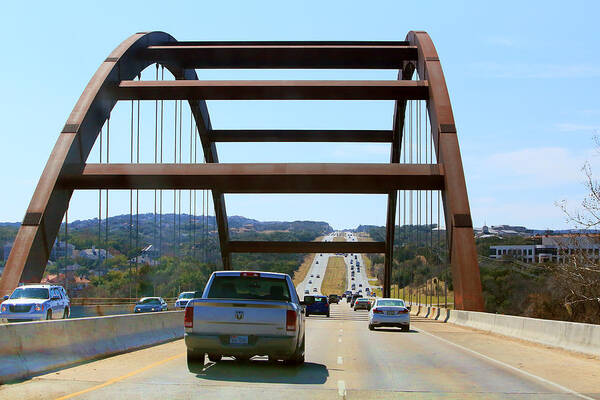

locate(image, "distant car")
[[351, 294, 363, 307], [351, 284, 356, 290], [310, 274, 314, 277], [368, 298, 410, 331], [351, 277, 355, 280], [308, 280, 313, 284], [328, 294, 340, 304], [175, 291, 195, 309], [304, 295, 330, 317], [134, 297, 168, 313], [355, 255, 358, 259], [312, 288, 317, 292], [316, 274, 320, 278], [354, 298, 371, 311], [0, 284, 70, 322], [359, 284, 362, 287], [316, 261, 319, 264]]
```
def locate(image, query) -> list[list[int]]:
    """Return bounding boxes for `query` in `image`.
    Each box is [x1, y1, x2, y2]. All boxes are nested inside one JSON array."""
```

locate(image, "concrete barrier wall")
[[70, 304, 135, 318], [429, 308, 600, 357], [0, 311, 183, 383]]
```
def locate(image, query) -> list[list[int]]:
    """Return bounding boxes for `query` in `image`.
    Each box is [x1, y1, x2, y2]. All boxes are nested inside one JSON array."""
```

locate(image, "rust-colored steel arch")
[[0, 31, 484, 311], [0, 31, 232, 295]]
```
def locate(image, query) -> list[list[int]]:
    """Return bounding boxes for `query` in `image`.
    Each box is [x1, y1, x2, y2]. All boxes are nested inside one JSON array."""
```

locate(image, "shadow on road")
[[188, 358, 329, 384], [372, 328, 418, 333]]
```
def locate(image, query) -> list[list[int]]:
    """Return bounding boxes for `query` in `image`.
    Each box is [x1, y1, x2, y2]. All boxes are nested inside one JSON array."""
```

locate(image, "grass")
[[320, 256, 347, 296], [372, 283, 454, 308], [357, 233, 379, 281], [292, 235, 324, 286]]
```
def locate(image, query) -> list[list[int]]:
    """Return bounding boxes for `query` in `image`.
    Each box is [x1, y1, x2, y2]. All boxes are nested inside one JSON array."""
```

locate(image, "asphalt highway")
[[296, 232, 373, 300], [3, 302, 600, 399]]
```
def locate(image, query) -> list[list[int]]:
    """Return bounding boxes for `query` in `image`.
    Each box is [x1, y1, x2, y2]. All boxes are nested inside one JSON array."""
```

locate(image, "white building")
[[78, 246, 112, 261], [490, 235, 600, 263]]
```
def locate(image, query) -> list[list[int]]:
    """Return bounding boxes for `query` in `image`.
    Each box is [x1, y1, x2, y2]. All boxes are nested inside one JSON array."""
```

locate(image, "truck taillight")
[[240, 272, 260, 277], [184, 307, 193, 328], [286, 310, 297, 331]]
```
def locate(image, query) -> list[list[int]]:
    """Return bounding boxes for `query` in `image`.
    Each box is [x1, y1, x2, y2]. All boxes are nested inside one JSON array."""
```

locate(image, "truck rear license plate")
[[230, 335, 248, 344]]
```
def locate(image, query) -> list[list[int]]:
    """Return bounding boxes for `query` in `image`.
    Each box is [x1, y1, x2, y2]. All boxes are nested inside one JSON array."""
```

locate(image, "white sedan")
[[368, 298, 410, 332]]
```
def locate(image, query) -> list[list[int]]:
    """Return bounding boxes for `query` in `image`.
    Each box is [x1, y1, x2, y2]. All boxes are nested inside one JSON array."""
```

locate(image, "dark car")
[[354, 298, 371, 311], [351, 294, 363, 307], [328, 294, 340, 304], [134, 297, 168, 313], [303, 295, 330, 317]]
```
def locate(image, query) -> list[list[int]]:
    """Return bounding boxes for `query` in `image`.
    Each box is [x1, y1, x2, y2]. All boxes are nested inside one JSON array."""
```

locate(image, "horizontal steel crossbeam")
[[115, 80, 429, 101], [59, 163, 444, 192], [228, 241, 385, 253], [209, 129, 393, 142], [143, 44, 418, 69]]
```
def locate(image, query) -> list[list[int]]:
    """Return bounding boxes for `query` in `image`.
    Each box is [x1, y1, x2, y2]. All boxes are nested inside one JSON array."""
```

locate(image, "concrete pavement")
[[3, 302, 599, 399]]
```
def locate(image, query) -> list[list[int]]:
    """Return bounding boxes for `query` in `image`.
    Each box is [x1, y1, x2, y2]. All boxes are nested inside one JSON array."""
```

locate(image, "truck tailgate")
[[191, 299, 291, 336]]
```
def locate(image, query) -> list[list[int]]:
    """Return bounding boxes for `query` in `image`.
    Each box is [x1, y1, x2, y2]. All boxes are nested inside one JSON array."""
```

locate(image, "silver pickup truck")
[[184, 271, 305, 365]]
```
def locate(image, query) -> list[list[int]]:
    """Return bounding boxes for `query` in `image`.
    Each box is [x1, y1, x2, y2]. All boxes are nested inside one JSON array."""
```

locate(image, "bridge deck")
[[3, 306, 598, 399]]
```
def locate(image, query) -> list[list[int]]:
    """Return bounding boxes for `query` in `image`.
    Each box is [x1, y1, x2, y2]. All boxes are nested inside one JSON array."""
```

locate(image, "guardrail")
[[0, 311, 183, 383], [411, 306, 600, 357]]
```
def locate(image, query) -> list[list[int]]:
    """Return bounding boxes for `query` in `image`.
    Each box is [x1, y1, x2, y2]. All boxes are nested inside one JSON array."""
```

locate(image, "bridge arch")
[[0, 31, 484, 311]]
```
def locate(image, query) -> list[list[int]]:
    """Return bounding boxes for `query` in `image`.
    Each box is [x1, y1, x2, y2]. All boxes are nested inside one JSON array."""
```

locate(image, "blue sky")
[[0, 1, 599, 230]]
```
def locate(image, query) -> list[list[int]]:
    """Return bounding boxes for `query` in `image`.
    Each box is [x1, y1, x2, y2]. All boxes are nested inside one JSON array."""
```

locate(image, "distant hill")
[[0, 214, 333, 264]]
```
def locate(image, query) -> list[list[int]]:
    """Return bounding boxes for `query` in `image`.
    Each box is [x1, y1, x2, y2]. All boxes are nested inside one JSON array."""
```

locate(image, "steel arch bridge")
[[0, 31, 484, 311]]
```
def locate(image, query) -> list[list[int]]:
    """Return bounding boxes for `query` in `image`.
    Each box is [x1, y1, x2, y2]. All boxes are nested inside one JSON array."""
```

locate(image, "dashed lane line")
[[337, 380, 347, 398], [337, 356, 343, 365]]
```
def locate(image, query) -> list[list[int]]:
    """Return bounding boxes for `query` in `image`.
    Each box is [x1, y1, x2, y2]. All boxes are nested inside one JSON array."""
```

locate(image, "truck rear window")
[[207, 276, 291, 301]]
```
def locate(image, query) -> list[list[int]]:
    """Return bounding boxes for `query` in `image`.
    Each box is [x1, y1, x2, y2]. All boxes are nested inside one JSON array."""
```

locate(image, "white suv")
[[1, 284, 70, 322]]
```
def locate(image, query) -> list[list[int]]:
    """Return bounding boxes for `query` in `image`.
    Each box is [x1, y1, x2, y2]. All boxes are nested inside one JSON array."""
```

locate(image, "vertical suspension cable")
[[135, 73, 141, 298], [129, 93, 134, 290], [193, 124, 197, 259], [154, 64, 159, 264], [178, 99, 182, 258], [415, 100, 421, 249], [159, 65, 164, 261], [189, 106, 193, 255], [64, 207, 68, 292], [105, 115, 110, 273], [98, 125, 103, 253], [173, 98, 178, 257]]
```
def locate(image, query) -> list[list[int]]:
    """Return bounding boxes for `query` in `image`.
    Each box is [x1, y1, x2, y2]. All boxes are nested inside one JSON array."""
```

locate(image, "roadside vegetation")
[[292, 236, 324, 286], [320, 256, 347, 296], [0, 215, 333, 299]]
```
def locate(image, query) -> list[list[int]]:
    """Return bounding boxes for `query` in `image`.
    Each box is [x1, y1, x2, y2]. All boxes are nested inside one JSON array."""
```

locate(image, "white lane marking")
[[417, 326, 595, 400], [338, 337, 342, 343], [337, 356, 343, 365], [339, 329, 343, 333], [337, 380, 346, 397]]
